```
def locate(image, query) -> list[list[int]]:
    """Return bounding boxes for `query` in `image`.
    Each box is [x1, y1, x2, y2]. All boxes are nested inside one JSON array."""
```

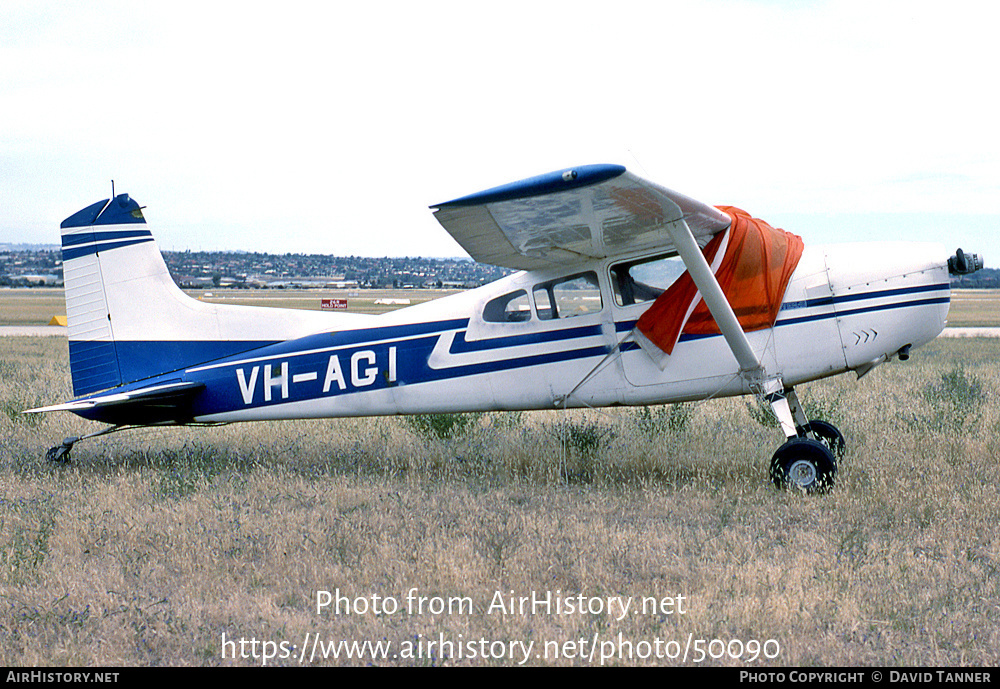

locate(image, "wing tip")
[[430, 164, 627, 210]]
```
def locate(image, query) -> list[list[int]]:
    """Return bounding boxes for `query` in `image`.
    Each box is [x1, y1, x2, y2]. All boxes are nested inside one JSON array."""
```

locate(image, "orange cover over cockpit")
[[636, 207, 804, 355]]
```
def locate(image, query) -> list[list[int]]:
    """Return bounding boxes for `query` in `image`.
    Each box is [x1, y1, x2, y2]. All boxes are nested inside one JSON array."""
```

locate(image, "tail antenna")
[[111, 179, 115, 198]]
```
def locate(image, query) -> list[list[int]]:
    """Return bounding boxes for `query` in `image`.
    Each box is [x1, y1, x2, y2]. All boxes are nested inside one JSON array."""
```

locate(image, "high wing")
[[430, 164, 732, 270], [433, 163, 800, 435]]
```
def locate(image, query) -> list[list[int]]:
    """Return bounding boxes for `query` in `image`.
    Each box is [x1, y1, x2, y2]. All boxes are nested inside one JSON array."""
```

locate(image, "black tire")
[[804, 419, 845, 458], [770, 438, 837, 494], [46, 445, 71, 463]]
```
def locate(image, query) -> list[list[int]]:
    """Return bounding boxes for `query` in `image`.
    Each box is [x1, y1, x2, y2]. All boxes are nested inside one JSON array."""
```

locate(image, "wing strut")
[[664, 219, 759, 374], [664, 217, 798, 438]]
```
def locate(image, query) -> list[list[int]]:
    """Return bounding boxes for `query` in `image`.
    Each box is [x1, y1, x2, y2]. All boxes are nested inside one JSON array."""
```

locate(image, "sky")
[[2, 0, 997, 263]]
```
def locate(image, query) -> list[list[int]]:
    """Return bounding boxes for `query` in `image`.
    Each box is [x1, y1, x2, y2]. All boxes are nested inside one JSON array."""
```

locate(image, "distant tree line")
[[3, 247, 997, 289], [0, 248, 513, 289], [951, 268, 999, 288]]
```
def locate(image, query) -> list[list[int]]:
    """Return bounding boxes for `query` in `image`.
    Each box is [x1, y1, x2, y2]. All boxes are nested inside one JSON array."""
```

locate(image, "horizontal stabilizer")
[[25, 381, 205, 426]]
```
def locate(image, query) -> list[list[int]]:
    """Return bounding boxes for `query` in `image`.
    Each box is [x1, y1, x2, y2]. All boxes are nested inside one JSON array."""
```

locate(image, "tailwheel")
[[802, 419, 845, 459], [770, 438, 837, 494], [46, 437, 78, 463]]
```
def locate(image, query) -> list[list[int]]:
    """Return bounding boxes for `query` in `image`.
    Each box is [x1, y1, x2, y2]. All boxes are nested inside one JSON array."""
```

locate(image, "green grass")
[[0, 336, 998, 666]]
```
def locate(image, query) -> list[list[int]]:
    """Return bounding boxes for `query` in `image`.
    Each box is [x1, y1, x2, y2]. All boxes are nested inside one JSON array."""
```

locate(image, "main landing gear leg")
[[766, 385, 843, 494]]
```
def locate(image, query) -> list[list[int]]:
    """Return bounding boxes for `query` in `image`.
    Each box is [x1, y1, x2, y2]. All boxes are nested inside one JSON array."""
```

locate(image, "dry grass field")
[[0, 289, 69, 326], [947, 289, 1000, 328], [1, 333, 998, 667]]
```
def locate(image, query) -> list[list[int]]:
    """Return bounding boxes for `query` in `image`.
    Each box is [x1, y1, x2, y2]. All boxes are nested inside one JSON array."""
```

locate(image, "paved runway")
[[0, 326, 67, 336], [938, 327, 1000, 338]]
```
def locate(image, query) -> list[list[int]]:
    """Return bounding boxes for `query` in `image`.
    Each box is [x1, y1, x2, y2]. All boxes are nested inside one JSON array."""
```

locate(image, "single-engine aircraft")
[[28, 165, 983, 492]]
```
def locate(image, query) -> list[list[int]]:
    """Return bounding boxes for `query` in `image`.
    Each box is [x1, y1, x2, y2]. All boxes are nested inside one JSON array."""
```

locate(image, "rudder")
[[61, 195, 150, 396]]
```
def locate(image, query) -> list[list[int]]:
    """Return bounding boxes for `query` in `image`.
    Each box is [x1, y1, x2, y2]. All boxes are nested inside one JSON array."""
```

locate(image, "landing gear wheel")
[[803, 419, 845, 458], [770, 438, 837, 494], [46, 437, 77, 463]]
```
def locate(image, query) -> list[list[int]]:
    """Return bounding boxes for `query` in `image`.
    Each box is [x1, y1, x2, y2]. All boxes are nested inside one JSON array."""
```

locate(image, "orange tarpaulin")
[[635, 207, 804, 356]]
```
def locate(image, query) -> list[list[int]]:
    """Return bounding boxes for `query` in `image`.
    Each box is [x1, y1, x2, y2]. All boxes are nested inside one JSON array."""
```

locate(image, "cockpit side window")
[[610, 253, 686, 306], [483, 289, 532, 323], [533, 271, 602, 320]]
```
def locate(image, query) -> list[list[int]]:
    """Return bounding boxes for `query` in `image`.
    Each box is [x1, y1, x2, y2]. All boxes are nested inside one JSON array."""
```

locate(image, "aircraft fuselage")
[[72, 240, 948, 426]]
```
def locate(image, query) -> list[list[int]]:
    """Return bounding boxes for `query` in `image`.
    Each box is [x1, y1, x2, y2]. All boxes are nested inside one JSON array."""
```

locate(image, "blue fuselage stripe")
[[780, 282, 949, 310], [614, 283, 950, 333], [774, 296, 949, 328], [69, 282, 950, 420], [71, 316, 610, 417], [448, 324, 603, 353]]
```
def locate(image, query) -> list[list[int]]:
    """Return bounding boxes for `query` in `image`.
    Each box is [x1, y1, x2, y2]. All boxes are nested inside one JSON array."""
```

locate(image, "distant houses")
[[6, 273, 62, 287], [159, 250, 511, 289], [3, 243, 999, 290], [3, 245, 999, 289], [1, 247, 512, 289]]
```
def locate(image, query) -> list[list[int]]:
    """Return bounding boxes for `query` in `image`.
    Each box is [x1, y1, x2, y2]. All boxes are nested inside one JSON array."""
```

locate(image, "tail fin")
[[61, 195, 149, 395], [60, 194, 365, 397]]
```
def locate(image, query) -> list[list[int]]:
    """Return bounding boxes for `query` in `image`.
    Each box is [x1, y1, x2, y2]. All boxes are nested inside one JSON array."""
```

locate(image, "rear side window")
[[533, 272, 602, 320], [483, 290, 532, 322]]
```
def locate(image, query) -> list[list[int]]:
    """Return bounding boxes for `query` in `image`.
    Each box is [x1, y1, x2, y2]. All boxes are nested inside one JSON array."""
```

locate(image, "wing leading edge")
[[431, 165, 732, 270]]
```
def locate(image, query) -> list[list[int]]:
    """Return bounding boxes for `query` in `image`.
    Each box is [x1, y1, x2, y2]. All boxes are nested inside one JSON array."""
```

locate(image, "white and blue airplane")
[[28, 165, 982, 492]]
